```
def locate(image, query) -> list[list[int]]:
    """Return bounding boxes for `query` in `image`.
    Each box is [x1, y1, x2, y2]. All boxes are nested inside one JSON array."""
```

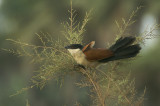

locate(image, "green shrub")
[[5, 2, 159, 106]]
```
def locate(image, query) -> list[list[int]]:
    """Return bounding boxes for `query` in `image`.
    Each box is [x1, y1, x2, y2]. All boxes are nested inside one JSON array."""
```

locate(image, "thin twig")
[[79, 68, 105, 106], [6, 39, 53, 49], [70, 0, 73, 33], [6, 39, 72, 58], [96, 69, 131, 105]]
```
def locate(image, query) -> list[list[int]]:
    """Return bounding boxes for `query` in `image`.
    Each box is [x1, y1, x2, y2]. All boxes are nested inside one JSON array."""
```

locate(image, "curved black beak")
[[65, 46, 70, 49]]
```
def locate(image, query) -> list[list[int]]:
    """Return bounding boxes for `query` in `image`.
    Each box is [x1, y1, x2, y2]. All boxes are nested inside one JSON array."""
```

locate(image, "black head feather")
[[65, 44, 83, 50]]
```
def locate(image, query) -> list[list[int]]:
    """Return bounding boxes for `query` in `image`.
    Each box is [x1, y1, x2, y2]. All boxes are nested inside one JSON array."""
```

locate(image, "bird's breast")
[[72, 52, 99, 67]]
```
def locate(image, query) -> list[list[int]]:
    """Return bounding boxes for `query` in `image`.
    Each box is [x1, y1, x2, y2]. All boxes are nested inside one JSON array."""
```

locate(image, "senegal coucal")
[[65, 36, 141, 68]]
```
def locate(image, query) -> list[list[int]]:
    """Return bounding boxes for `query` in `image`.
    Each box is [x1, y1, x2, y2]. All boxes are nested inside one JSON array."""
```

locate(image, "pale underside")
[[68, 49, 100, 67], [68, 41, 114, 67]]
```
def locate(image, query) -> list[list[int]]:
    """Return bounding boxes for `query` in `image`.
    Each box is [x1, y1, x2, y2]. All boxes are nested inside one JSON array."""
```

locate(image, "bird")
[[65, 36, 141, 68]]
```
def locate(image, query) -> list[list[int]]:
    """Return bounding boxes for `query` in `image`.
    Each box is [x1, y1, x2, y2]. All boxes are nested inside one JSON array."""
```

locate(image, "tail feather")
[[109, 36, 136, 52], [113, 44, 141, 60], [99, 37, 141, 63]]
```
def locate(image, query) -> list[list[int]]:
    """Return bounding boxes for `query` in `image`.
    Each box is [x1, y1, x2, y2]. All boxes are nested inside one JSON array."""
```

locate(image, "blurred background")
[[0, 0, 160, 106]]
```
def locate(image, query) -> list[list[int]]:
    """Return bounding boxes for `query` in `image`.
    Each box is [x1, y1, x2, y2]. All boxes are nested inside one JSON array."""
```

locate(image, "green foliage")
[[115, 6, 142, 39], [62, 1, 92, 44], [6, 1, 92, 97], [5, 3, 159, 106]]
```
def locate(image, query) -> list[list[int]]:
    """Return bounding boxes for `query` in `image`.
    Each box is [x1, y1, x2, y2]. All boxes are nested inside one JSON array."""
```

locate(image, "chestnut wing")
[[83, 48, 114, 61], [82, 41, 95, 52]]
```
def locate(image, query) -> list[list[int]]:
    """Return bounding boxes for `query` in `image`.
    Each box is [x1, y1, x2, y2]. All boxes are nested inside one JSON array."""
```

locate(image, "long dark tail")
[[99, 36, 141, 63]]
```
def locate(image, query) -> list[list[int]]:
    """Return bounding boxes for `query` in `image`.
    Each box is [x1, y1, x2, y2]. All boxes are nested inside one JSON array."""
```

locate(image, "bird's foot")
[[74, 64, 86, 70]]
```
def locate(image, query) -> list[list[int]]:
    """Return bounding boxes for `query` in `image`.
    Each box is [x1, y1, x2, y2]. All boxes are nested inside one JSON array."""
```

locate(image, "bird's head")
[[65, 44, 83, 55]]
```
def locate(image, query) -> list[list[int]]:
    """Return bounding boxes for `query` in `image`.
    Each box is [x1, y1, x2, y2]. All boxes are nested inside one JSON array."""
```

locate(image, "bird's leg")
[[74, 64, 86, 70]]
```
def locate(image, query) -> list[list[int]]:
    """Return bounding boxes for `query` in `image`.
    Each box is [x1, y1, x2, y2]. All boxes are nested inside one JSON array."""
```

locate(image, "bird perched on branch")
[[65, 36, 141, 68]]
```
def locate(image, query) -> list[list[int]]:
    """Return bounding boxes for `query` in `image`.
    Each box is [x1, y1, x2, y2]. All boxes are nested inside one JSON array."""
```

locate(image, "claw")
[[74, 64, 86, 69]]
